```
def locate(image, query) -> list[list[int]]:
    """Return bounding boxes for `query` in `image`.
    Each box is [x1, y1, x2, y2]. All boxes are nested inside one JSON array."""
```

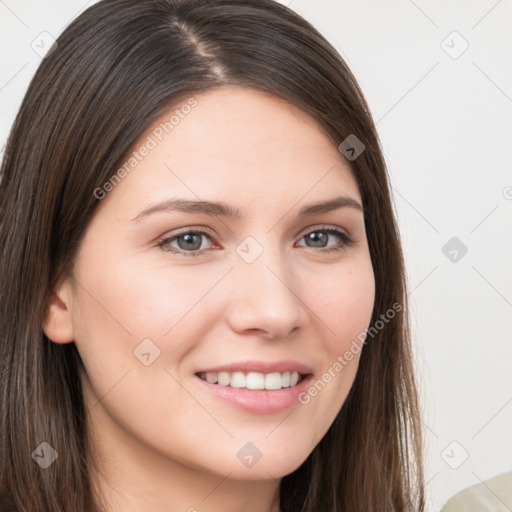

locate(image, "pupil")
[[308, 232, 327, 247], [179, 234, 201, 250]]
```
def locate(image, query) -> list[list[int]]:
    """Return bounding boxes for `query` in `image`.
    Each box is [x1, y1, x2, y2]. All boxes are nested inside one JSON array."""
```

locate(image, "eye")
[[157, 225, 354, 257], [296, 226, 353, 253], [157, 229, 216, 257]]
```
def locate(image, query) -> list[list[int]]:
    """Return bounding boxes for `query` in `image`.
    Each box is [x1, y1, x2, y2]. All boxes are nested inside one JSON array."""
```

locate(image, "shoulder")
[[440, 472, 512, 512]]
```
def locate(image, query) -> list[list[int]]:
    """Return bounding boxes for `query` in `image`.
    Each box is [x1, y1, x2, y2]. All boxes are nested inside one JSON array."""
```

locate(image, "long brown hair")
[[0, 0, 425, 510]]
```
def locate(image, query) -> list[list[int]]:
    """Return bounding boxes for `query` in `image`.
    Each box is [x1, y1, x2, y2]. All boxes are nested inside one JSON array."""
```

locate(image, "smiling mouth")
[[196, 371, 306, 391]]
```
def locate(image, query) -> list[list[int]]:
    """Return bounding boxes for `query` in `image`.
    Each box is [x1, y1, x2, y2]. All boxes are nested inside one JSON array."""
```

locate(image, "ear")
[[43, 278, 75, 344]]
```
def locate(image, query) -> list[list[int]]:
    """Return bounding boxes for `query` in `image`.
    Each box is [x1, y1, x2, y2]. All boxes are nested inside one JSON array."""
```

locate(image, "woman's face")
[[55, 86, 375, 480]]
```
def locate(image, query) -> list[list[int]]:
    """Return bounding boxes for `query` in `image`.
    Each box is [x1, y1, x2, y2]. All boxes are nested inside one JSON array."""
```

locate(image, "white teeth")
[[217, 371, 230, 386], [264, 372, 283, 390], [205, 372, 218, 384], [246, 372, 265, 390], [198, 370, 303, 390], [230, 372, 246, 388]]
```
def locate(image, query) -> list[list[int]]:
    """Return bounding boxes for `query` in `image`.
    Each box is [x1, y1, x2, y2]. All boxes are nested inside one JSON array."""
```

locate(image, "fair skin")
[[43, 86, 375, 512]]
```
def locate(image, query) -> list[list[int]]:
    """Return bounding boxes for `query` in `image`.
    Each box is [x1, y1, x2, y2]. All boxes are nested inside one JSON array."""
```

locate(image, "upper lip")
[[196, 360, 313, 375]]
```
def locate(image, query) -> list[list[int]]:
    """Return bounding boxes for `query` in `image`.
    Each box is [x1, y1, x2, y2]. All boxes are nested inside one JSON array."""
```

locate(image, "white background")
[[1, 1, 511, 510]]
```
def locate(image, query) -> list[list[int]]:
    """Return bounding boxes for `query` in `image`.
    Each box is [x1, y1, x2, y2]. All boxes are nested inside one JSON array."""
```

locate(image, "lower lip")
[[195, 374, 314, 414]]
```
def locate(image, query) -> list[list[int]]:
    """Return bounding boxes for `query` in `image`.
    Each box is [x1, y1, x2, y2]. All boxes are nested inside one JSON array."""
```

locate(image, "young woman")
[[0, 0, 425, 510]]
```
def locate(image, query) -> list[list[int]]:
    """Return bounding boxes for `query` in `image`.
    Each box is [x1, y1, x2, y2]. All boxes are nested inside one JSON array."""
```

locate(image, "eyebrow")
[[130, 195, 363, 222]]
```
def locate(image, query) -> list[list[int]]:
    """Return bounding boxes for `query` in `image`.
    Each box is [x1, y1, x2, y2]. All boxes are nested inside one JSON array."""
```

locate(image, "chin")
[[205, 439, 313, 481]]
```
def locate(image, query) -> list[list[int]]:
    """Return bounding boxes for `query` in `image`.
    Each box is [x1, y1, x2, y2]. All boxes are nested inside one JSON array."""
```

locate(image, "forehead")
[[100, 86, 360, 215]]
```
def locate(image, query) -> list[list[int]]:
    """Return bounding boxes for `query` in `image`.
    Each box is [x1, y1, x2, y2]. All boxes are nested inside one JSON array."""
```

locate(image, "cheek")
[[73, 251, 229, 347], [294, 257, 375, 430], [70, 252, 235, 416], [70, 255, 225, 451], [306, 257, 376, 347]]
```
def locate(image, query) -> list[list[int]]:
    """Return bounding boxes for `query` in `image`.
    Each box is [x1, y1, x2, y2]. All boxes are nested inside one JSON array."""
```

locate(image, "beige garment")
[[440, 472, 512, 511]]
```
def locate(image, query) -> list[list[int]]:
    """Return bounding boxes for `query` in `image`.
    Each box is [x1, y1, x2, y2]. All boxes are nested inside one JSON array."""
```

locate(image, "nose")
[[225, 242, 308, 339]]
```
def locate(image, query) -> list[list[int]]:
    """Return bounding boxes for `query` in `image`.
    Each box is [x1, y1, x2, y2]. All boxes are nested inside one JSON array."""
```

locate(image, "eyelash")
[[156, 225, 354, 258]]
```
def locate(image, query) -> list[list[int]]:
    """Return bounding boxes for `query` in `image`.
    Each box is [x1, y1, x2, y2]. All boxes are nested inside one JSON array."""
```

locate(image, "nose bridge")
[[227, 234, 305, 337]]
